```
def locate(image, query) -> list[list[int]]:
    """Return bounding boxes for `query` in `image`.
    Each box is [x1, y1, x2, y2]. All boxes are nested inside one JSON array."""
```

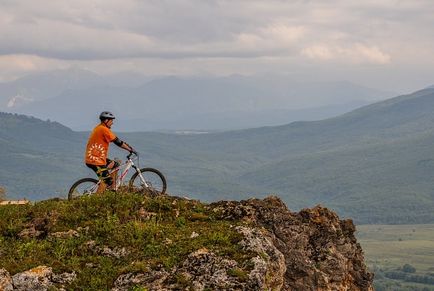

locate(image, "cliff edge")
[[0, 193, 372, 290]]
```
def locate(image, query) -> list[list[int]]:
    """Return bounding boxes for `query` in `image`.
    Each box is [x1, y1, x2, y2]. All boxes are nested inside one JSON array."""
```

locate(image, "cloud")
[[0, 9, 305, 60], [0, 0, 432, 91], [261, 23, 306, 45], [350, 44, 391, 64], [302, 43, 391, 64], [301, 45, 333, 61], [0, 1, 430, 61], [0, 16, 155, 60], [0, 55, 67, 81]]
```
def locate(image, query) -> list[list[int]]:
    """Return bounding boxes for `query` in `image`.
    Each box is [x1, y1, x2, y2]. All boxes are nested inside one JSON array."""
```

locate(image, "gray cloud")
[[0, 0, 433, 91]]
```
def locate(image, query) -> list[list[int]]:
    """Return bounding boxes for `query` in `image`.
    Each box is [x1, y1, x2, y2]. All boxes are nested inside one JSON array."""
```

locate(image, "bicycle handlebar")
[[127, 151, 138, 160]]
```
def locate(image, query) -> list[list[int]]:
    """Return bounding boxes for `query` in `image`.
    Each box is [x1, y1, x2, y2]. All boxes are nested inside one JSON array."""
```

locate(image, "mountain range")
[[1, 87, 434, 224], [0, 69, 395, 131]]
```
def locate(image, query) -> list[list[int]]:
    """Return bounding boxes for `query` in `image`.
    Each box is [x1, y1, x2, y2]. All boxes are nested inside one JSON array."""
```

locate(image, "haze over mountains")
[[1, 87, 434, 224], [0, 69, 396, 131]]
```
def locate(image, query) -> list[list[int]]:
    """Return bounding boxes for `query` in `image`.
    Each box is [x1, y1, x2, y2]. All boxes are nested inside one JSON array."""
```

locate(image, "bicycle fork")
[[135, 166, 150, 188]]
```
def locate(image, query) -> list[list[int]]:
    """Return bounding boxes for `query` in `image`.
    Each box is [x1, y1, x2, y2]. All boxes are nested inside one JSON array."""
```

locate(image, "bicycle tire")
[[68, 178, 99, 200], [129, 168, 167, 196]]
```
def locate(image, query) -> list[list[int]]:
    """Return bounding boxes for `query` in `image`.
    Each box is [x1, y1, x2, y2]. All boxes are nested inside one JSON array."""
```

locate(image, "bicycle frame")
[[107, 154, 149, 190]]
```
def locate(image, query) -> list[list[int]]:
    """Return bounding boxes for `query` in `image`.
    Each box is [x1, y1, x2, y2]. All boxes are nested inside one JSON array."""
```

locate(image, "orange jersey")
[[85, 123, 117, 166]]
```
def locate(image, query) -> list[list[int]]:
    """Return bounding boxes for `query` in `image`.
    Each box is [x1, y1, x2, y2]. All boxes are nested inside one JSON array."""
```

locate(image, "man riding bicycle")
[[85, 111, 136, 191]]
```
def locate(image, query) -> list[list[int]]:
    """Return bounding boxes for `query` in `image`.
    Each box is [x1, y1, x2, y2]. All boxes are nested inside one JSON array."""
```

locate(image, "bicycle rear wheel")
[[68, 178, 99, 200], [129, 168, 167, 196]]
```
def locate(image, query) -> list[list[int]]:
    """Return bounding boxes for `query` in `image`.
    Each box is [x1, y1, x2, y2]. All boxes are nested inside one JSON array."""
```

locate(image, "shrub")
[[402, 263, 416, 273]]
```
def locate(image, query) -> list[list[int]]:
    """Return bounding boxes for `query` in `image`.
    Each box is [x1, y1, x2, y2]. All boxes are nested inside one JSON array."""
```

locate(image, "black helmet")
[[99, 111, 115, 121]]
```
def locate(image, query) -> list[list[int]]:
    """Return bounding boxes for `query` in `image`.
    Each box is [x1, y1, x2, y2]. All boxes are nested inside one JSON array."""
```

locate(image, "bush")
[[402, 263, 416, 273], [385, 270, 406, 280]]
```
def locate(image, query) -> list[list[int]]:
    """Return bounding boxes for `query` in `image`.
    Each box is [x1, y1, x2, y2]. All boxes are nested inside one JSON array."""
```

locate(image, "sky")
[[0, 0, 433, 93]]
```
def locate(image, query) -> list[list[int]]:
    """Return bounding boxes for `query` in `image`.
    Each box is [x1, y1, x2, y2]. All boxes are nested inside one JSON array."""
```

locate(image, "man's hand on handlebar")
[[119, 141, 136, 155], [126, 149, 138, 160]]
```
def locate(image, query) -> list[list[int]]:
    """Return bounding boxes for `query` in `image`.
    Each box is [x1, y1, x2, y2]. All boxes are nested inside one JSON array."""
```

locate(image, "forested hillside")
[[1, 88, 434, 223], [0, 112, 85, 199]]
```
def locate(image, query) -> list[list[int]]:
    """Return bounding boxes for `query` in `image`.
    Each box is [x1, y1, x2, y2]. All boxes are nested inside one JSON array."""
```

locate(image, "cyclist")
[[85, 111, 136, 191]]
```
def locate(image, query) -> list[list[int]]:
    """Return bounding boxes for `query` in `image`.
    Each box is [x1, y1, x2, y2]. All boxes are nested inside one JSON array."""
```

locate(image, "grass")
[[357, 224, 434, 290], [357, 224, 434, 271], [0, 192, 255, 289]]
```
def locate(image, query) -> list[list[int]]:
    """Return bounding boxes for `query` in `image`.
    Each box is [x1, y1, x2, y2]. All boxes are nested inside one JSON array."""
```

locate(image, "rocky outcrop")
[[112, 196, 373, 290], [210, 196, 374, 290], [1, 196, 373, 290], [0, 266, 76, 291], [112, 229, 287, 291]]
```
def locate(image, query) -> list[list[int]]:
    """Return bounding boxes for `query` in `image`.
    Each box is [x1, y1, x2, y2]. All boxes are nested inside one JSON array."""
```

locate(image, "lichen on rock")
[[5, 266, 76, 291], [0, 268, 13, 291]]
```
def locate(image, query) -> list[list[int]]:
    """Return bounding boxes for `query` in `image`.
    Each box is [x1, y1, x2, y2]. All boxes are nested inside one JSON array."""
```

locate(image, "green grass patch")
[[357, 224, 434, 290], [0, 192, 255, 289]]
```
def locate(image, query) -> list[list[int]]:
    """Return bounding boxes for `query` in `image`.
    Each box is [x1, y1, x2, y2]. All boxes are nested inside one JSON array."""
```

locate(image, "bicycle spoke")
[[68, 178, 99, 199]]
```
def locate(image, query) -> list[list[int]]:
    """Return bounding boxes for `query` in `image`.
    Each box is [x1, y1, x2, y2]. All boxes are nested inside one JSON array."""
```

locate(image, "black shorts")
[[86, 159, 119, 186]]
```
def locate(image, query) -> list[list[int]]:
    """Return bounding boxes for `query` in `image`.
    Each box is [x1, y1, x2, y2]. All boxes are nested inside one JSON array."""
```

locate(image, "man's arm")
[[113, 137, 136, 153]]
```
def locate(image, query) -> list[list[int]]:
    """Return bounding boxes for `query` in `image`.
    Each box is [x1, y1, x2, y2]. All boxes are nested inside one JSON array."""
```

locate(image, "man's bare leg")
[[106, 160, 117, 191], [97, 182, 107, 193]]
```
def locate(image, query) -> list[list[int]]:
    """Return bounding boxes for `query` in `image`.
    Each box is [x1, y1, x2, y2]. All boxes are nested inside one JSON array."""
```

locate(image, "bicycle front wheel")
[[68, 178, 99, 200], [129, 168, 167, 196]]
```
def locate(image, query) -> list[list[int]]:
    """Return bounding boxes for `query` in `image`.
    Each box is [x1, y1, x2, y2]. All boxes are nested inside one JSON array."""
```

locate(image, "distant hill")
[[1, 88, 434, 223], [0, 112, 86, 199], [1, 70, 395, 131], [0, 69, 104, 108]]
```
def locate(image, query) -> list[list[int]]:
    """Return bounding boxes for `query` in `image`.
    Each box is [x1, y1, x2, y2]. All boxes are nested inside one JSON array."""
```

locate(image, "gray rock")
[[0, 268, 13, 291], [101, 246, 129, 259], [52, 271, 77, 285], [4, 266, 76, 290], [85, 240, 129, 258], [175, 248, 242, 290], [236, 226, 286, 290], [18, 227, 44, 239], [112, 270, 170, 291], [49, 229, 79, 239], [11, 266, 53, 291]]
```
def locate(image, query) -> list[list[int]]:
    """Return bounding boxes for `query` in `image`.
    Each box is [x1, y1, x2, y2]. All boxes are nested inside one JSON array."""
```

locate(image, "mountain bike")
[[68, 152, 167, 200]]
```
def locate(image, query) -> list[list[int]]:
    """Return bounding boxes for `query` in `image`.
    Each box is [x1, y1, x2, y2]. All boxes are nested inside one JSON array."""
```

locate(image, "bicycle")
[[68, 152, 167, 200]]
